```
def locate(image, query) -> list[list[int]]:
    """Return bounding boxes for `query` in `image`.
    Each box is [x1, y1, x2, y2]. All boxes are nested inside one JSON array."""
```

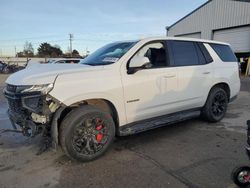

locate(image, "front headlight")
[[21, 83, 54, 94]]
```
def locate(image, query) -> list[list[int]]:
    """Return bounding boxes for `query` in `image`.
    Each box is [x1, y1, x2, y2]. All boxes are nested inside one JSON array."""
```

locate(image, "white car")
[[47, 58, 82, 64], [4, 37, 240, 161]]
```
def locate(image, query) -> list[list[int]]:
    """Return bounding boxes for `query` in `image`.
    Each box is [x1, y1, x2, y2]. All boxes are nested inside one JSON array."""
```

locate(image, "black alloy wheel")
[[60, 105, 115, 162]]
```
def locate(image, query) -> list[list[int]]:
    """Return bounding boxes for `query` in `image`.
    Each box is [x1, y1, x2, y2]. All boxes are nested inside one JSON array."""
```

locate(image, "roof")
[[166, 0, 212, 30], [138, 36, 229, 45]]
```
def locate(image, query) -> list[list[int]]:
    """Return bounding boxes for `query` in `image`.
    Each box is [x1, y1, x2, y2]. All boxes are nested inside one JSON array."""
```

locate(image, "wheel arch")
[[208, 82, 231, 101], [50, 98, 120, 149]]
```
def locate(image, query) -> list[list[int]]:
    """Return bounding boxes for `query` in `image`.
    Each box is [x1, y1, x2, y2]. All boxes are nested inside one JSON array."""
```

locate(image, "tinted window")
[[194, 43, 207, 65], [210, 44, 237, 62], [170, 41, 199, 66]]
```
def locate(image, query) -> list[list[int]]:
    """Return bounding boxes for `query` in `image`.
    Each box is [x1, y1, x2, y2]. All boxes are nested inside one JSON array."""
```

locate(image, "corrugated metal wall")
[[213, 25, 250, 52], [167, 0, 250, 40]]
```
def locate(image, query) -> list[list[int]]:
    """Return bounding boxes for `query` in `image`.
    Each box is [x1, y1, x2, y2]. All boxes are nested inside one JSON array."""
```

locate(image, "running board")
[[119, 109, 201, 136]]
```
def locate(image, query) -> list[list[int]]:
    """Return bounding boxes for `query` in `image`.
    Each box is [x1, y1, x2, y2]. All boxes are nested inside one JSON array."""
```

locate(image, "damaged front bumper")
[[4, 84, 60, 137]]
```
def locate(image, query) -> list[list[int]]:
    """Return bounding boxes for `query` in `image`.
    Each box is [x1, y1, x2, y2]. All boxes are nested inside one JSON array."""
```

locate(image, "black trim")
[[166, 0, 212, 30], [119, 108, 201, 136], [197, 42, 213, 63], [229, 95, 238, 103]]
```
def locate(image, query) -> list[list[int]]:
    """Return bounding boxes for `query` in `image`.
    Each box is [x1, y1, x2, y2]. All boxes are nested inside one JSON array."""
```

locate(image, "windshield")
[[80, 41, 137, 66]]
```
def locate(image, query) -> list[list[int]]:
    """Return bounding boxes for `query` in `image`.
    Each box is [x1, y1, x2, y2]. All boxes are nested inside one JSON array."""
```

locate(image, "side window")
[[130, 42, 167, 68], [210, 44, 237, 62], [169, 41, 199, 66], [194, 43, 207, 65], [66, 60, 76, 64], [197, 43, 213, 63], [57, 60, 65, 64]]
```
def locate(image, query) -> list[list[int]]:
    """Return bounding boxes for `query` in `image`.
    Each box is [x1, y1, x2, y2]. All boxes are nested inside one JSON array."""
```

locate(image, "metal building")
[[166, 0, 250, 55]]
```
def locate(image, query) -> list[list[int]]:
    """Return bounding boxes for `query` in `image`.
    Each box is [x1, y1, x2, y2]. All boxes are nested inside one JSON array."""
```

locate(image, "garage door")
[[213, 26, 250, 53], [175, 32, 201, 39]]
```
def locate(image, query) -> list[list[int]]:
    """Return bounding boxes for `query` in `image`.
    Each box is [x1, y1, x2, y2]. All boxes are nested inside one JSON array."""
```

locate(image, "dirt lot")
[[0, 74, 250, 188]]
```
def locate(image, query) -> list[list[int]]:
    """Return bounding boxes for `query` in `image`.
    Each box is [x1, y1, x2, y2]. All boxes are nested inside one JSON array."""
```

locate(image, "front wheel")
[[59, 105, 115, 162], [232, 166, 250, 187], [201, 87, 228, 122]]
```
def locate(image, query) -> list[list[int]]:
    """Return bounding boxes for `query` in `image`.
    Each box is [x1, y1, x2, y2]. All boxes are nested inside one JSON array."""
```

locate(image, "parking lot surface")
[[0, 74, 249, 188]]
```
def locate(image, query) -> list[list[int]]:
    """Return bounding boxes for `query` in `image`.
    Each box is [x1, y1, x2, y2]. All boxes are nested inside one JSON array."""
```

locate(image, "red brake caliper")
[[245, 175, 250, 182], [95, 119, 104, 142]]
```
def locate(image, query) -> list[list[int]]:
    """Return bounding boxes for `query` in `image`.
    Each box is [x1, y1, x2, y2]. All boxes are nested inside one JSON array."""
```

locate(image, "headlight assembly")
[[21, 83, 54, 94]]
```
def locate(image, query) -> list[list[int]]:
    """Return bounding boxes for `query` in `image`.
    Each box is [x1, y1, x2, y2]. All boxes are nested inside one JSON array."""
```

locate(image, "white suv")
[[4, 37, 240, 161]]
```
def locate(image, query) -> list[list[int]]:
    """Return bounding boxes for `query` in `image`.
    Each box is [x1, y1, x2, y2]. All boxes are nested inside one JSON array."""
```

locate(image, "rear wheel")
[[59, 105, 115, 162], [201, 87, 228, 122]]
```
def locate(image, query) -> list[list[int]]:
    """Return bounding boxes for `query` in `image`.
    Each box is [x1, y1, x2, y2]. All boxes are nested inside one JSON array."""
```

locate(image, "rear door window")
[[210, 44, 237, 62], [169, 41, 199, 66]]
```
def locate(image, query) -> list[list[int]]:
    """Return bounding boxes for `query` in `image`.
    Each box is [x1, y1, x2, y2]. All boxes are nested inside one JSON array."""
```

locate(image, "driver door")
[[121, 41, 179, 124]]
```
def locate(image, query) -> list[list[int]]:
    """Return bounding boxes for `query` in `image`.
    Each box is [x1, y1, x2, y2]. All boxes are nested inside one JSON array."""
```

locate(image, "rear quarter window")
[[210, 44, 237, 62]]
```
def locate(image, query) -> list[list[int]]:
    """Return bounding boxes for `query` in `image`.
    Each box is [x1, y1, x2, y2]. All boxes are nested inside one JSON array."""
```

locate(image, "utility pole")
[[69, 33, 73, 57], [14, 46, 17, 57]]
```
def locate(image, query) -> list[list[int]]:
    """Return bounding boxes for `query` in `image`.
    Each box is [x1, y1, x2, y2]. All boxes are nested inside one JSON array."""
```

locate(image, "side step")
[[119, 109, 201, 136]]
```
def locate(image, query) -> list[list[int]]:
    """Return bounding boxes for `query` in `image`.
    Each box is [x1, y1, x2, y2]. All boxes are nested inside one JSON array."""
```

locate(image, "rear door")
[[168, 40, 213, 109]]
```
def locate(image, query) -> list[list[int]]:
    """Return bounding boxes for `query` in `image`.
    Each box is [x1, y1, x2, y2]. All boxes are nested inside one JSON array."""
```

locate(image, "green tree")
[[37, 43, 63, 57], [72, 49, 80, 57]]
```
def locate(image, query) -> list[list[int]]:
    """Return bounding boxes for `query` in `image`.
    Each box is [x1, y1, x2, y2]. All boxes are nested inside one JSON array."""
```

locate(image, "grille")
[[7, 98, 23, 113]]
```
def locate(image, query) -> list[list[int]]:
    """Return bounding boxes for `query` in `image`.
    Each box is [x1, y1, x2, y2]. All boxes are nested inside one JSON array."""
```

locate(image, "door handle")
[[203, 71, 210, 75], [163, 74, 176, 78]]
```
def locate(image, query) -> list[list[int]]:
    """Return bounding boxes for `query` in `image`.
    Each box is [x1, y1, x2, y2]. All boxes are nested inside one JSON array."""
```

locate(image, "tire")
[[231, 166, 250, 187], [59, 105, 115, 162], [201, 87, 228, 122]]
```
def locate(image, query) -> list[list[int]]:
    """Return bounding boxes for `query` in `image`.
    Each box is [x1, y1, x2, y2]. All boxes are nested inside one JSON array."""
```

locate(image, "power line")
[[0, 35, 62, 42], [0, 39, 69, 47]]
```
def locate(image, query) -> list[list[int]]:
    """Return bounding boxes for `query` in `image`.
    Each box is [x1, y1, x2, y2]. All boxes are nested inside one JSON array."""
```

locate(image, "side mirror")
[[128, 56, 150, 74]]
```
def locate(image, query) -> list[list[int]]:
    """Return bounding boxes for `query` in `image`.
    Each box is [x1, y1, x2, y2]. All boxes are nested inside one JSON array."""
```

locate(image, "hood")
[[6, 63, 103, 85]]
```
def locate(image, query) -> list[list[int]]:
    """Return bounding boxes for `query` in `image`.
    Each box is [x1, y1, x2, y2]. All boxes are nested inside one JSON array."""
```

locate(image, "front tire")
[[201, 87, 228, 122], [59, 105, 115, 162]]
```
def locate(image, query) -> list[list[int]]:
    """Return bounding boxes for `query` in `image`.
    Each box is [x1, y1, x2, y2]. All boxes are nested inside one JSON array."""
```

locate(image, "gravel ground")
[[0, 73, 249, 188]]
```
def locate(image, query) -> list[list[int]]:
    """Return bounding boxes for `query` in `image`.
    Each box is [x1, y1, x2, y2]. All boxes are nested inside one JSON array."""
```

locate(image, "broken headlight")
[[21, 83, 54, 95]]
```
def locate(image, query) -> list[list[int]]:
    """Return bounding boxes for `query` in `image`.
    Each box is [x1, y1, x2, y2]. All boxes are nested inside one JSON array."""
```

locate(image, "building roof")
[[166, 0, 212, 30], [166, 0, 250, 31]]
